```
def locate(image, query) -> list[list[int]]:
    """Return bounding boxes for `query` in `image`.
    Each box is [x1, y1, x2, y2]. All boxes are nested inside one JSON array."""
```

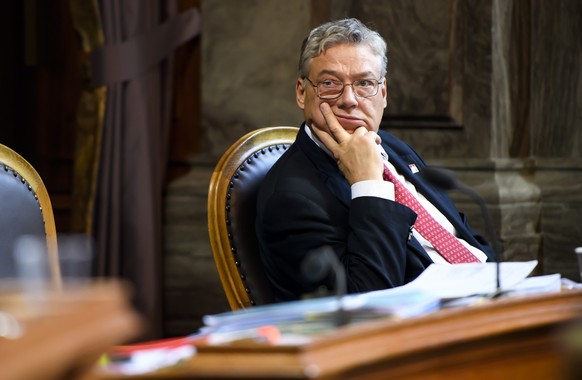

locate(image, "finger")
[[319, 103, 350, 143], [365, 130, 382, 145], [353, 126, 368, 136], [354, 128, 381, 146], [311, 122, 339, 152]]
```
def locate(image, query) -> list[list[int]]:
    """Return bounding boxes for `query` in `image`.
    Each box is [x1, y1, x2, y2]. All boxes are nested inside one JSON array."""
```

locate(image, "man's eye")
[[356, 80, 375, 87], [320, 80, 338, 87]]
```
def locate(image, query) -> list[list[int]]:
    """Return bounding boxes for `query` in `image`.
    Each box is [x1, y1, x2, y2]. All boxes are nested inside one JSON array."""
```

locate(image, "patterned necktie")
[[383, 165, 480, 264]]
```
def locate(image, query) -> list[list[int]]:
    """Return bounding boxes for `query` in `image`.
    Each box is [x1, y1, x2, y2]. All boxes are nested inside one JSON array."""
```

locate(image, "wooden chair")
[[0, 144, 61, 289], [208, 126, 298, 310]]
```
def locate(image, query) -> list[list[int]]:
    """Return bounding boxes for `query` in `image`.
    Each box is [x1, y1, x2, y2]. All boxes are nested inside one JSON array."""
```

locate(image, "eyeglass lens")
[[317, 80, 379, 99]]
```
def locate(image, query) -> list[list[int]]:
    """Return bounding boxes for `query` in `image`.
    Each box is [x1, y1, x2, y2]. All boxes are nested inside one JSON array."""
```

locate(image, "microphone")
[[301, 246, 349, 326], [420, 166, 503, 295]]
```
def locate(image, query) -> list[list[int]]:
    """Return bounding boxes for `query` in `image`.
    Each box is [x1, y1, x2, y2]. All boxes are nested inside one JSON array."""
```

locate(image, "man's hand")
[[312, 103, 384, 185]]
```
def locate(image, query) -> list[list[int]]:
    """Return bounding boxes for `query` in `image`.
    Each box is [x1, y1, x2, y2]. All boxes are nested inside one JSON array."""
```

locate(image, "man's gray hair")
[[298, 18, 388, 78]]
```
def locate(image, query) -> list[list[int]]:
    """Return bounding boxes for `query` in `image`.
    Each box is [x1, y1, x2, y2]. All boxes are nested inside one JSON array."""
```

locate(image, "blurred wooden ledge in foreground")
[[0, 280, 143, 380]]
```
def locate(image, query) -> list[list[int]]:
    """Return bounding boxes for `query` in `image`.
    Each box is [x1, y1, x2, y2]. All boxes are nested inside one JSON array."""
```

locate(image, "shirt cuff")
[[351, 180, 394, 200]]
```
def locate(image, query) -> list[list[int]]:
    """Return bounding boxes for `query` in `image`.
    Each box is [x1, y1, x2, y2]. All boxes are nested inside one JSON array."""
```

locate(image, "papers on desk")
[[203, 287, 440, 336], [401, 260, 551, 299], [201, 260, 561, 344], [99, 336, 201, 375], [509, 272, 564, 296]]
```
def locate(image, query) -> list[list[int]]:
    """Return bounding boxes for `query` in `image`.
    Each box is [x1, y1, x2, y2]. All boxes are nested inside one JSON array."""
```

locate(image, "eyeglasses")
[[304, 77, 383, 100]]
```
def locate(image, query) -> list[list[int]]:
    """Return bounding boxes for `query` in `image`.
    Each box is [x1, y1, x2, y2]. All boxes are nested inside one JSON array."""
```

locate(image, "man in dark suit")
[[256, 18, 495, 302]]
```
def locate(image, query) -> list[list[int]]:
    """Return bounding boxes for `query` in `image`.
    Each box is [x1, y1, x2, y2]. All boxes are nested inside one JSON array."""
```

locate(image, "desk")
[[100, 290, 582, 379]]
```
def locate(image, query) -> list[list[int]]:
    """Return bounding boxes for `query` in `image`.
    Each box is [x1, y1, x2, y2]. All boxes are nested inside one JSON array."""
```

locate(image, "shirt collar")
[[304, 124, 334, 158]]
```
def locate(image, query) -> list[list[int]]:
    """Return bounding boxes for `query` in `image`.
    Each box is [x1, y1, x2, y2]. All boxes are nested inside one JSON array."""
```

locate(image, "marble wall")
[[163, 0, 582, 337], [200, 0, 309, 158]]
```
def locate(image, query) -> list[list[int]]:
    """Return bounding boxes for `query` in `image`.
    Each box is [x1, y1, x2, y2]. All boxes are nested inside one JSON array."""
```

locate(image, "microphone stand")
[[420, 167, 504, 297], [326, 249, 349, 327], [455, 181, 503, 295], [302, 246, 349, 327]]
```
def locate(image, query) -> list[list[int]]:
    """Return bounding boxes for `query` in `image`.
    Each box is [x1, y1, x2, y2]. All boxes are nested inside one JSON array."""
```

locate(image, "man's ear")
[[296, 78, 306, 110], [381, 77, 388, 109]]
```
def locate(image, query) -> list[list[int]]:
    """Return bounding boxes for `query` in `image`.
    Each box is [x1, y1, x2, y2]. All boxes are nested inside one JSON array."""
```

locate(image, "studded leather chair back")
[[0, 144, 61, 288], [208, 127, 298, 310]]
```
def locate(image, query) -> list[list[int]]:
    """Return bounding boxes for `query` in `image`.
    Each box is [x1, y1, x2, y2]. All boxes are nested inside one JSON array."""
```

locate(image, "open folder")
[[400, 259, 559, 299]]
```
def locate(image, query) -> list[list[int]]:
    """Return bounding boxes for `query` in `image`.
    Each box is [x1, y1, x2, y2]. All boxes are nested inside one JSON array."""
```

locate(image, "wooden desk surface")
[[97, 289, 582, 380]]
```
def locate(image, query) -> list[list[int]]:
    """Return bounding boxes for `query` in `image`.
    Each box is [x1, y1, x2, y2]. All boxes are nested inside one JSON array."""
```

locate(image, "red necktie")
[[383, 165, 480, 264]]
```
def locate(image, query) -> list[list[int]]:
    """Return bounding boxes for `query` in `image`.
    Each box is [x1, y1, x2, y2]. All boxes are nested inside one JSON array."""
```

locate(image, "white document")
[[400, 260, 540, 299], [507, 273, 562, 295]]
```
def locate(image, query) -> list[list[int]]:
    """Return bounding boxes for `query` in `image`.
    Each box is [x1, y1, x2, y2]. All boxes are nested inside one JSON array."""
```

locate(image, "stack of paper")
[[201, 260, 561, 342], [203, 287, 440, 335]]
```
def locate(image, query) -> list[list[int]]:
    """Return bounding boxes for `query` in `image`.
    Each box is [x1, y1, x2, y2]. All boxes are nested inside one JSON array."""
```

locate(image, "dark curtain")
[[89, 0, 200, 339]]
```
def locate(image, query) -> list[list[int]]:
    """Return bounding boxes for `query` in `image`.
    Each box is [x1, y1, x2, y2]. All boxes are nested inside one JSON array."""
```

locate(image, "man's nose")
[[337, 84, 358, 105]]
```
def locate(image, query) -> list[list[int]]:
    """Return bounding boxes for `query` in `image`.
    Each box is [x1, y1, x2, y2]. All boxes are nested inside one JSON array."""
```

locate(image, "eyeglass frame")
[[303, 77, 384, 100]]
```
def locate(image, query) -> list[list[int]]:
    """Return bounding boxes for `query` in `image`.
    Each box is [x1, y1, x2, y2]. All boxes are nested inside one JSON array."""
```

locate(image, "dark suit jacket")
[[256, 124, 495, 301]]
